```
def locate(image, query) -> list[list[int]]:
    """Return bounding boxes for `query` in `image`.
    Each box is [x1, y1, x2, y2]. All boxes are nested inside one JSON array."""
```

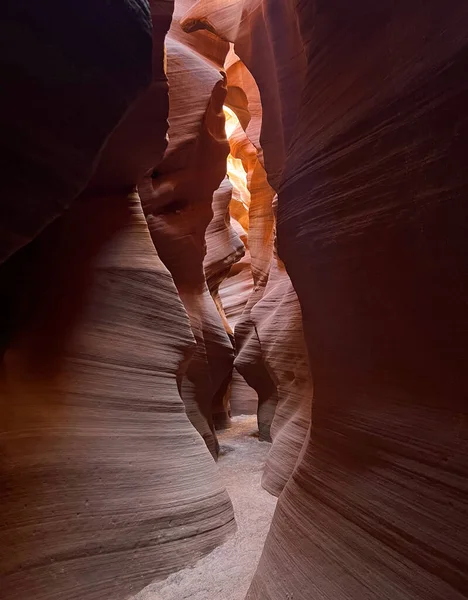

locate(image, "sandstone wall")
[[139, 28, 233, 458], [3, 2, 467, 600], [0, 3, 237, 598], [183, 2, 468, 599]]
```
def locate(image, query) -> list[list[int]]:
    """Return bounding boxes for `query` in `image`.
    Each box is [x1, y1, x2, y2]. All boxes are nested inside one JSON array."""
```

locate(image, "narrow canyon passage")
[[135, 416, 277, 600], [1, 2, 467, 600]]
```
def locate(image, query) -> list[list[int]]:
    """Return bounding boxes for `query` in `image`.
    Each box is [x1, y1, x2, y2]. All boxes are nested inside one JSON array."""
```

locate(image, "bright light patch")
[[223, 106, 250, 212]]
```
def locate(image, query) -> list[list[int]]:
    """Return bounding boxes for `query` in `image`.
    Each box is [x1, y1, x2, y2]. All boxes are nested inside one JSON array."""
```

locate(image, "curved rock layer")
[[224, 47, 263, 159], [219, 91, 280, 437], [204, 176, 245, 301], [219, 247, 253, 332], [233, 286, 277, 441], [182, 0, 306, 191], [184, 1, 468, 599], [220, 43, 310, 453], [140, 31, 235, 458], [170, 0, 229, 67], [0, 195, 234, 600], [254, 250, 312, 497], [3, 2, 468, 600], [1, 2, 237, 598], [204, 177, 246, 427], [217, 158, 257, 419]]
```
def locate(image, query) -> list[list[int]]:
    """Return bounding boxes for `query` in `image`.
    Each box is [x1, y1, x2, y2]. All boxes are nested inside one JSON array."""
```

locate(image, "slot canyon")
[[1, 1, 467, 599]]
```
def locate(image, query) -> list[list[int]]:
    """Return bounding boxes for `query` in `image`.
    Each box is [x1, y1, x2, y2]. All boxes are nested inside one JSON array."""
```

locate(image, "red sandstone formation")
[[209, 97, 275, 436], [1, 2, 236, 599], [204, 177, 245, 303], [254, 214, 312, 497], [224, 47, 263, 158], [182, 0, 306, 191], [1, 195, 234, 600], [203, 176, 246, 426], [169, 0, 228, 68], [186, 1, 468, 599], [219, 248, 253, 331], [139, 30, 234, 457], [218, 234, 258, 419], [2, 1, 468, 600]]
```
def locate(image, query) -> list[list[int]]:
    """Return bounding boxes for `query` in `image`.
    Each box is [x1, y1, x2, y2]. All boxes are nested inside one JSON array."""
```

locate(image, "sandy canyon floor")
[[134, 415, 277, 600]]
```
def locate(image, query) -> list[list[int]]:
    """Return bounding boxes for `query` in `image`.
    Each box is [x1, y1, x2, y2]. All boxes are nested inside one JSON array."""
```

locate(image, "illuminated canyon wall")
[[183, 1, 468, 599], [1, 1, 467, 600], [1, 3, 236, 599]]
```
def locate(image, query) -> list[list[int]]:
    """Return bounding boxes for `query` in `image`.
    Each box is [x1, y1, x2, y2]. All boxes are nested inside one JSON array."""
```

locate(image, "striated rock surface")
[[3, 2, 468, 600], [140, 33, 233, 457], [254, 236, 312, 497], [1, 2, 236, 598], [204, 176, 245, 301], [219, 249, 253, 331], [183, 2, 468, 599], [204, 177, 246, 428], [223, 97, 277, 440], [182, 0, 306, 191], [0, 195, 234, 600], [224, 47, 263, 158], [233, 287, 276, 441], [170, 0, 229, 68]]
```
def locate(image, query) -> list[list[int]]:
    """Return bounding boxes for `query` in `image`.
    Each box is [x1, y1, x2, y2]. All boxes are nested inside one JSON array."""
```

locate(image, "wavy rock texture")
[[140, 34, 233, 458], [215, 212, 258, 419], [0, 0, 153, 264], [182, 0, 306, 190], [218, 237, 258, 419], [253, 244, 312, 498], [224, 47, 263, 158], [222, 98, 277, 440], [233, 287, 276, 441], [3, 2, 468, 600], [219, 248, 253, 331], [0, 195, 234, 600], [204, 177, 245, 303], [1, 2, 236, 598], [217, 120, 257, 419], [183, 1, 468, 599], [170, 0, 229, 67], [204, 177, 245, 426]]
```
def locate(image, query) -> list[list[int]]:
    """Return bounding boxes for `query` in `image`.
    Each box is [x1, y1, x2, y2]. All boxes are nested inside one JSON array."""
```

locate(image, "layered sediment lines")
[[184, 2, 468, 599]]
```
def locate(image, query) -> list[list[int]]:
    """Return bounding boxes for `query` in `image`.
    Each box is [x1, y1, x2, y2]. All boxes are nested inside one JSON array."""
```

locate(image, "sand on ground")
[[134, 415, 277, 600]]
